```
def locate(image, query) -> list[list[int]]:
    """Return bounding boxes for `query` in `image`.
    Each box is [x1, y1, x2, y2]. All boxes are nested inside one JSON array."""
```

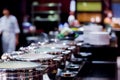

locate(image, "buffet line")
[[0, 40, 86, 80], [0, 23, 114, 80]]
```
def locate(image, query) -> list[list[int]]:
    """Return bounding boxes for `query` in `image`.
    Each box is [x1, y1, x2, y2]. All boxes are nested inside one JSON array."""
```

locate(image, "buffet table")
[[0, 40, 88, 80], [0, 36, 118, 80]]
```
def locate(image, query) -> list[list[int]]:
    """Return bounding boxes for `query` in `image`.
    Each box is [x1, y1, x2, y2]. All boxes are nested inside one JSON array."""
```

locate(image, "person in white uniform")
[[0, 8, 20, 53]]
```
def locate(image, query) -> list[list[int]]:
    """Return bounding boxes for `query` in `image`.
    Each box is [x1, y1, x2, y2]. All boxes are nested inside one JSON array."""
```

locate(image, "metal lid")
[[0, 61, 41, 70]]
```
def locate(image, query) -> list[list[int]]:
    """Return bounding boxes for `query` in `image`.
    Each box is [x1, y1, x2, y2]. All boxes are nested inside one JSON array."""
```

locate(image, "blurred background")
[[0, 0, 119, 47]]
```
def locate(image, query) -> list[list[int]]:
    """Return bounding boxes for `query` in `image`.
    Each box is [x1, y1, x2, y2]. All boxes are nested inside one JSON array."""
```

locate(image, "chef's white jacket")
[[0, 15, 20, 53]]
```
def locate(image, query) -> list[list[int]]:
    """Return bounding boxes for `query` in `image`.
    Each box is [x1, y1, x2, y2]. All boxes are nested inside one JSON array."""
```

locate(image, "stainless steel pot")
[[0, 61, 43, 80]]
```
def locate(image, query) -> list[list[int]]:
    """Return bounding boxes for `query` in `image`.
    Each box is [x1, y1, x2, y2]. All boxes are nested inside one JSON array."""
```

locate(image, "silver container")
[[0, 61, 43, 80]]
